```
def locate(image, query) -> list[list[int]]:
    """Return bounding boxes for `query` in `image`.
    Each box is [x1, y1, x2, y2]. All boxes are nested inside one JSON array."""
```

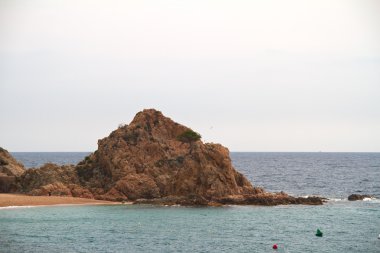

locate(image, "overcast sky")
[[0, 0, 379, 152]]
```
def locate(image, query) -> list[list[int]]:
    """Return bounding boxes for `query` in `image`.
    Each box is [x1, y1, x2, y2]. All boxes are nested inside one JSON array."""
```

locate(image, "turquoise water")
[[3, 152, 380, 252], [1, 202, 379, 253]]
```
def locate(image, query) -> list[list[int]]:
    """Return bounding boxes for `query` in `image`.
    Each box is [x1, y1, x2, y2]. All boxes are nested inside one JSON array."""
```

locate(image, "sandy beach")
[[0, 194, 118, 207]]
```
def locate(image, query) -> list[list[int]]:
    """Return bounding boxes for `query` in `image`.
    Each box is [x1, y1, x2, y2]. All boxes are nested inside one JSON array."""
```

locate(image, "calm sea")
[[1, 152, 379, 253]]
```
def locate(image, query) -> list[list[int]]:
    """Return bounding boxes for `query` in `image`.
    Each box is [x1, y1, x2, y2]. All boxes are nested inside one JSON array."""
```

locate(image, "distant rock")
[[348, 194, 373, 201], [0, 147, 25, 177], [0, 147, 25, 193], [9, 109, 323, 206]]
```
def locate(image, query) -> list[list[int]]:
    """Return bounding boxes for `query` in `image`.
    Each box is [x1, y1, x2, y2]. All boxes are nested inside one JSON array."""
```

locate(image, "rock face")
[[19, 163, 93, 198], [11, 109, 323, 206], [0, 147, 25, 193], [0, 147, 25, 177]]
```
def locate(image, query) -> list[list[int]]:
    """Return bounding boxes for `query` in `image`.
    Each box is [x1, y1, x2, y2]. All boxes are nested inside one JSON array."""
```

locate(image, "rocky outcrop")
[[215, 193, 323, 206], [18, 163, 93, 198], [9, 109, 323, 206], [348, 194, 373, 201], [0, 147, 25, 177], [134, 193, 323, 206], [73, 109, 263, 202], [0, 147, 25, 192]]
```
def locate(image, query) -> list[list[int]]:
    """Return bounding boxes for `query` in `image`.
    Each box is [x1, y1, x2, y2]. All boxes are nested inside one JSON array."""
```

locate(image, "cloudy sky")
[[0, 0, 379, 152]]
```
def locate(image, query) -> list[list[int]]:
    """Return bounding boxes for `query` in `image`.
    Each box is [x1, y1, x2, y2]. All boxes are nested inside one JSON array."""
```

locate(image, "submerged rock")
[[7, 109, 323, 206]]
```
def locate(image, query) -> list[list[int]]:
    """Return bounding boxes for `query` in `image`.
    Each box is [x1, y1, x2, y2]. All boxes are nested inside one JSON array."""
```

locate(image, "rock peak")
[[113, 109, 192, 145], [130, 109, 170, 128], [131, 108, 164, 123]]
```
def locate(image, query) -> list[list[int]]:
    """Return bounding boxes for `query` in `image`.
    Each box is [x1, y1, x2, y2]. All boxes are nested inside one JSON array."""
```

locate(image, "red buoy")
[[273, 244, 278, 250]]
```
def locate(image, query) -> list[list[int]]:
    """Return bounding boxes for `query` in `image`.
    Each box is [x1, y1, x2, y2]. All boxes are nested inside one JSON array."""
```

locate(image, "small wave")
[[363, 197, 379, 202], [327, 198, 346, 202], [366, 198, 380, 203], [0, 205, 37, 210], [326, 197, 380, 203]]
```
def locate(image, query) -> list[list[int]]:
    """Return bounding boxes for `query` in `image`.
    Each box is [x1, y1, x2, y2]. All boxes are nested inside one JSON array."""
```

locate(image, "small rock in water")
[[348, 194, 372, 201]]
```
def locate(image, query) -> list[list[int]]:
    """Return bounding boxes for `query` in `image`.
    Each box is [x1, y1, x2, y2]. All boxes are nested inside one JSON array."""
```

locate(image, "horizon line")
[[9, 150, 380, 153]]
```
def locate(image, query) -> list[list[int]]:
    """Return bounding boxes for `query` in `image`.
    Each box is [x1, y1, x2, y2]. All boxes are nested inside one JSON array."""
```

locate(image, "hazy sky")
[[1, 0, 379, 152]]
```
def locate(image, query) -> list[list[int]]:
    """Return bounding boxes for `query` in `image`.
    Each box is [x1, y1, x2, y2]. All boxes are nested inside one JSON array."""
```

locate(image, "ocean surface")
[[1, 152, 379, 253]]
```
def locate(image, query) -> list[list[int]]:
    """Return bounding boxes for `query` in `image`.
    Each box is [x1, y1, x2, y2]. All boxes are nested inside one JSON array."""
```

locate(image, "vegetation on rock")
[[177, 129, 201, 143]]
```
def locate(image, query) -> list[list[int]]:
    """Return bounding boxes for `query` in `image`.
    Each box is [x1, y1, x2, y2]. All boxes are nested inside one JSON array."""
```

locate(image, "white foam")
[[0, 203, 92, 210], [364, 197, 380, 203], [327, 198, 346, 202], [326, 197, 380, 203], [0, 205, 36, 210]]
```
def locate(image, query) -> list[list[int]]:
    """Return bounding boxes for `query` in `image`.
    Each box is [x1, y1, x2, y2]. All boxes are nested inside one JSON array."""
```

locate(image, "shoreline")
[[0, 194, 377, 209], [0, 194, 120, 208]]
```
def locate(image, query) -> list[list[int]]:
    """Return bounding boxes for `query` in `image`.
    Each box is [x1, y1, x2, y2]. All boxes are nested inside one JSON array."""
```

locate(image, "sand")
[[0, 194, 119, 207]]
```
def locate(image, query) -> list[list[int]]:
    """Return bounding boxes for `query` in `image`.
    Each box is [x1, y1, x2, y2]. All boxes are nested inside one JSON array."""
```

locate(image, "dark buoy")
[[316, 229, 323, 237], [272, 244, 278, 250]]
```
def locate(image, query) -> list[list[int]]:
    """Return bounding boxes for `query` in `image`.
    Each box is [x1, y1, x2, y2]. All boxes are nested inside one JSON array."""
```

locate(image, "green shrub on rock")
[[177, 129, 201, 143]]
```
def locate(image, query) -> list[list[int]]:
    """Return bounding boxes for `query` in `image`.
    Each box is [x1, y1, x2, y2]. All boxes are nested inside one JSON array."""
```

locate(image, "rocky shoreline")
[[133, 193, 324, 206], [1, 109, 325, 206]]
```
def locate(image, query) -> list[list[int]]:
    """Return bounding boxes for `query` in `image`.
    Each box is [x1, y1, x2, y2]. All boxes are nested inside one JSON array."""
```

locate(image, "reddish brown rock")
[[19, 163, 92, 198], [114, 174, 161, 200], [75, 109, 262, 201]]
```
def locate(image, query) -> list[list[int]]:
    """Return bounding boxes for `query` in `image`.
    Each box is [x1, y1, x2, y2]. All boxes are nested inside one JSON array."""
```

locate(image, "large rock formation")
[[10, 109, 323, 205], [74, 109, 261, 202], [0, 147, 25, 192]]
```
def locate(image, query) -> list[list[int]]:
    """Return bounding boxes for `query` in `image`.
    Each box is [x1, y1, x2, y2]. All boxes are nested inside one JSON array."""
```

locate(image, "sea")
[[0, 152, 379, 253]]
